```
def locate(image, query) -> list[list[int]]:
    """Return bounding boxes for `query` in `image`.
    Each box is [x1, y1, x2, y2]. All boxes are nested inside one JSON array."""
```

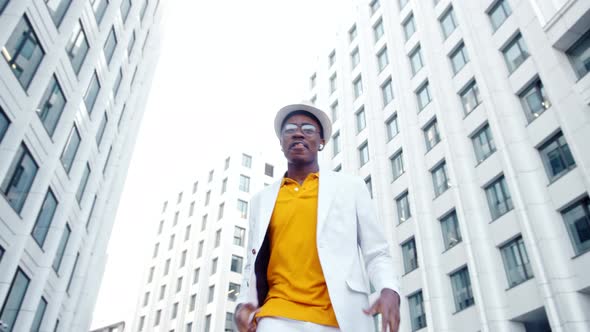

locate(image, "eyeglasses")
[[282, 123, 319, 136]]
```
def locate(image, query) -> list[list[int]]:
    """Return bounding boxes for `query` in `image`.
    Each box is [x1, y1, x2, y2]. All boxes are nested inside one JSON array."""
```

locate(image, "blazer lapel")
[[317, 171, 336, 236], [256, 180, 281, 244]]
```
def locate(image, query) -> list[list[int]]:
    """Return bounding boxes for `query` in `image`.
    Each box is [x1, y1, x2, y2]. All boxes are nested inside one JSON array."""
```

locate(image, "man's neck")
[[286, 163, 319, 185]]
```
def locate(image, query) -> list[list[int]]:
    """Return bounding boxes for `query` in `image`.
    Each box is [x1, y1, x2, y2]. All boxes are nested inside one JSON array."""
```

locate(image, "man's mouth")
[[289, 141, 309, 150]]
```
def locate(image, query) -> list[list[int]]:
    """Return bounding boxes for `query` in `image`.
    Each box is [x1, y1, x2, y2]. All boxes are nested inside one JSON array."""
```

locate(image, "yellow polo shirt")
[[257, 172, 338, 327]]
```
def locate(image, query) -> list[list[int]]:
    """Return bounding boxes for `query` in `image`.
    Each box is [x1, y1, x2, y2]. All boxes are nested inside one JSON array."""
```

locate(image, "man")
[[235, 103, 400, 332]]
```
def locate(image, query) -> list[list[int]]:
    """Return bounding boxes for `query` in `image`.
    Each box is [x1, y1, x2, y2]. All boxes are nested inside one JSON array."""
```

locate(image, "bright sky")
[[90, 0, 354, 328]]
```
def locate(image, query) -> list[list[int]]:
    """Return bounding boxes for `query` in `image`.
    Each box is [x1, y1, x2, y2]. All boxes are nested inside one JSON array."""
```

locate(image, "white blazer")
[[237, 171, 399, 332]]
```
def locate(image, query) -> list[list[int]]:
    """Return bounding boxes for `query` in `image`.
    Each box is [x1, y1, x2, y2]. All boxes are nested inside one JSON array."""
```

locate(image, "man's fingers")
[[381, 311, 389, 332], [363, 301, 380, 316]]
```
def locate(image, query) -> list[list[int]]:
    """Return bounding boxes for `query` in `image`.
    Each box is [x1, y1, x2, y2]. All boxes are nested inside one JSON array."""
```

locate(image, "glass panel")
[[403, 15, 415, 40], [0, 107, 10, 143], [96, 113, 108, 146], [503, 34, 528, 72], [120, 0, 131, 23], [562, 197, 590, 254], [31, 189, 58, 247], [441, 211, 461, 249], [76, 164, 91, 203], [84, 71, 101, 113], [37, 75, 66, 136], [0, 268, 30, 332], [52, 224, 71, 272], [90, 0, 108, 24], [104, 27, 117, 65], [65, 21, 89, 75], [1, 144, 39, 213], [30, 297, 47, 332], [45, 0, 71, 26], [60, 126, 81, 173], [377, 47, 388, 71], [489, 0, 511, 30], [2, 15, 45, 89], [566, 29, 590, 79], [440, 8, 457, 38], [410, 46, 423, 74]]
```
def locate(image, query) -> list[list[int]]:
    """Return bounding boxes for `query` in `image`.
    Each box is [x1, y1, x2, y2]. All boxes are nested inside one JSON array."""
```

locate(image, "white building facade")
[[131, 152, 279, 332], [0, 0, 163, 331], [309, 0, 590, 331]]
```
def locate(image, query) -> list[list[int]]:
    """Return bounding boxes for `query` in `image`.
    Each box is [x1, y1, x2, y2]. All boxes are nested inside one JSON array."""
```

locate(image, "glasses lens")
[[301, 124, 317, 135]]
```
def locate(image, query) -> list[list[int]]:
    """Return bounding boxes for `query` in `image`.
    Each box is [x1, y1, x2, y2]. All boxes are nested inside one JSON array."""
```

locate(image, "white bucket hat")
[[274, 102, 332, 144]]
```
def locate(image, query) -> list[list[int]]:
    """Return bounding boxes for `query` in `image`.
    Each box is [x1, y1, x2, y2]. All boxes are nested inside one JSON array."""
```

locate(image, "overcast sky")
[[90, 0, 355, 328]]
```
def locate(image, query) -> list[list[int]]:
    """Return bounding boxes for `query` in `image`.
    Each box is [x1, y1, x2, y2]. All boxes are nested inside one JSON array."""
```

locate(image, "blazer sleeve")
[[354, 176, 400, 296], [236, 192, 258, 306]]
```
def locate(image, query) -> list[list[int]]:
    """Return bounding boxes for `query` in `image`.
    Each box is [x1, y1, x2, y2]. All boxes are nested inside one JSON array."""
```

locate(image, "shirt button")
[[294, 187, 299, 192], [252, 249, 256, 255]]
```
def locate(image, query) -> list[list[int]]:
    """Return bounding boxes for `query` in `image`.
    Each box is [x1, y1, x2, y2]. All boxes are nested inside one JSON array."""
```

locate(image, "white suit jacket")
[[237, 171, 399, 332]]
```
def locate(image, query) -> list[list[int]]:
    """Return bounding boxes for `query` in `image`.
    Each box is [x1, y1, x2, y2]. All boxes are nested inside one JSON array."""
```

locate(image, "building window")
[[185, 224, 191, 241], [168, 234, 175, 250], [208, 170, 214, 182], [211, 258, 218, 275], [52, 224, 71, 272], [502, 33, 529, 73], [328, 50, 336, 67], [356, 108, 366, 133], [450, 267, 475, 311], [143, 292, 150, 307], [488, 0, 511, 31], [391, 150, 404, 180], [440, 211, 462, 250], [31, 189, 58, 248], [148, 266, 154, 283], [353, 75, 363, 99], [224, 157, 230, 170], [396, 192, 411, 223], [237, 199, 248, 219], [459, 80, 481, 115], [45, 0, 71, 26], [519, 79, 551, 122], [566, 29, 590, 79], [402, 14, 416, 41], [381, 78, 394, 106], [189, 201, 195, 217], [359, 142, 370, 166], [310, 73, 316, 89], [120, 0, 132, 22], [431, 161, 450, 196], [409, 45, 424, 75], [159, 285, 166, 300], [561, 196, 590, 255], [423, 119, 440, 151], [386, 114, 399, 141], [1, 143, 39, 213], [399, 0, 408, 9], [365, 176, 373, 199], [65, 21, 89, 75], [189, 294, 196, 311], [377, 46, 389, 72], [90, 0, 108, 24], [228, 283, 241, 302], [37, 75, 67, 137], [96, 112, 108, 147], [351, 47, 360, 69], [0, 268, 30, 331], [485, 175, 513, 220], [193, 180, 199, 193], [264, 163, 274, 177], [239, 175, 250, 192], [68, 257, 80, 300], [171, 302, 178, 319], [164, 259, 170, 275], [221, 178, 227, 194], [157, 220, 164, 234], [180, 250, 187, 268], [152, 243, 159, 258], [234, 226, 246, 246], [373, 19, 384, 42], [440, 6, 458, 39], [0, 108, 9, 143], [2, 15, 45, 89], [310, 95, 317, 105], [154, 309, 161, 326], [472, 124, 496, 163], [104, 27, 117, 65], [401, 238, 418, 273], [205, 190, 211, 206], [329, 73, 337, 94], [76, 163, 91, 203], [113, 68, 123, 97], [369, 0, 380, 14], [201, 215, 208, 231], [0, 0, 7, 13], [162, 200, 168, 213], [84, 71, 101, 114], [349, 24, 357, 42], [231, 255, 243, 273], [242, 153, 252, 168], [225, 313, 234, 331], [139, 0, 149, 21], [328, 133, 339, 160], [538, 131, 575, 181], [208, 286, 215, 303], [60, 125, 81, 174], [215, 230, 221, 247], [31, 296, 48, 332], [193, 268, 200, 284], [500, 236, 534, 287], [330, 101, 339, 122], [408, 291, 427, 331], [416, 81, 432, 110], [333, 164, 342, 172], [449, 42, 469, 74], [127, 30, 136, 57]]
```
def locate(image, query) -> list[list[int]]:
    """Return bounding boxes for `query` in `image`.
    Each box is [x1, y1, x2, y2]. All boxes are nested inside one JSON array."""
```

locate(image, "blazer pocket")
[[346, 278, 370, 294]]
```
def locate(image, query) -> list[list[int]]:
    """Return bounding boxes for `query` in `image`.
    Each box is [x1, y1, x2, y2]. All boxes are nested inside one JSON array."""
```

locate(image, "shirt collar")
[[281, 172, 319, 187]]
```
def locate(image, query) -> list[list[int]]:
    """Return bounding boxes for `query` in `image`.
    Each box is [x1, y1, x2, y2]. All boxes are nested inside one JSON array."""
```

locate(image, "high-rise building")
[[0, 0, 163, 331], [308, 0, 590, 331], [131, 151, 279, 332]]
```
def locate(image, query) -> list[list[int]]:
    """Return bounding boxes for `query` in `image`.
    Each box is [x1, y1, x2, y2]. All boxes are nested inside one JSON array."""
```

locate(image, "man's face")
[[279, 113, 325, 166]]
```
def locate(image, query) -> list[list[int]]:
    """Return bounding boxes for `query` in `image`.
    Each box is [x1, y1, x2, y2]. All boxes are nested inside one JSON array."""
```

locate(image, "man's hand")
[[363, 288, 401, 332], [235, 302, 260, 332]]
